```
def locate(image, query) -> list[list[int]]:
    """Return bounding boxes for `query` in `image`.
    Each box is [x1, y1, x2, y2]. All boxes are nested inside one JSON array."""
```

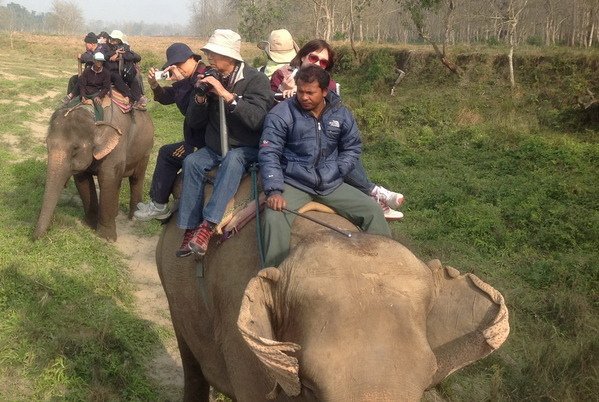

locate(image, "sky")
[[11, 0, 193, 25]]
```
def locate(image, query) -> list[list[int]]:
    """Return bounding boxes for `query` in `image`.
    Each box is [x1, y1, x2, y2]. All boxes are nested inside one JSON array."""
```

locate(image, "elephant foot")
[[97, 225, 117, 241], [84, 215, 98, 230]]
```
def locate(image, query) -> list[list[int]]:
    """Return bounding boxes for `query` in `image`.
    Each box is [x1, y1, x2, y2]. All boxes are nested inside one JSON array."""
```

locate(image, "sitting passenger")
[[271, 39, 405, 220], [134, 43, 206, 221], [260, 65, 391, 267], [257, 29, 299, 79], [78, 52, 111, 107], [176, 29, 273, 258], [105, 30, 146, 109], [62, 32, 99, 105]]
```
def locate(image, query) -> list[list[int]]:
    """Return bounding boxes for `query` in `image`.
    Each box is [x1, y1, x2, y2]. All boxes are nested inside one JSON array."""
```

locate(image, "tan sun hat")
[[258, 29, 299, 64], [201, 29, 243, 62]]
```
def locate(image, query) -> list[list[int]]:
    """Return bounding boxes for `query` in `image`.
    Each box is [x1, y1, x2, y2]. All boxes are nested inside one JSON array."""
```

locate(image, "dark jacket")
[[186, 63, 273, 155], [78, 65, 111, 98], [150, 64, 206, 148], [104, 43, 141, 73], [259, 91, 361, 196]]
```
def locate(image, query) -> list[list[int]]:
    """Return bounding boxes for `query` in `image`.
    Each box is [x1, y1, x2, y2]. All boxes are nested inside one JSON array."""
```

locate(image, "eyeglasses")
[[307, 53, 329, 69]]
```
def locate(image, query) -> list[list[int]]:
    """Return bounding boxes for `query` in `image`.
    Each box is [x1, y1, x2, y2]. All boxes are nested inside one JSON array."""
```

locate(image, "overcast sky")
[[11, 0, 193, 25]]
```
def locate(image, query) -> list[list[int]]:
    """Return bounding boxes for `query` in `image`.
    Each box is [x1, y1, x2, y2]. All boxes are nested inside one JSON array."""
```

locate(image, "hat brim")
[[267, 48, 297, 64], [201, 43, 243, 62]]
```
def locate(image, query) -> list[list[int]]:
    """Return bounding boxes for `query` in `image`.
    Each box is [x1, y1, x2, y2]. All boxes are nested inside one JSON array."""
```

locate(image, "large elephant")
[[157, 210, 509, 401], [34, 103, 154, 241]]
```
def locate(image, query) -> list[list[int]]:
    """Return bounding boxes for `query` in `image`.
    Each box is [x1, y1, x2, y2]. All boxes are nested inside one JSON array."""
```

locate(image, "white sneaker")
[[371, 185, 404, 210], [382, 206, 404, 221], [134, 200, 172, 221]]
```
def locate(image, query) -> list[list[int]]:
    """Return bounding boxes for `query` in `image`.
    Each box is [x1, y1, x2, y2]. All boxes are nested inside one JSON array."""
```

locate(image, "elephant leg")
[[128, 154, 150, 219], [74, 172, 98, 229], [96, 168, 122, 241], [176, 331, 210, 402]]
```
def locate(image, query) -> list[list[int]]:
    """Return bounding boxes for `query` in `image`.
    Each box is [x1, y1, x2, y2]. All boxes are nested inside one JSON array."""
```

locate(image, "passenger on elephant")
[[62, 32, 99, 105], [259, 65, 392, 267], [104, 30, 147, 109], [134, 43, 207, 221], [77, 52, 111, 108], [257, 29, 299, 78], [271, 39, 405, 221], [175, 29, 273, 258]]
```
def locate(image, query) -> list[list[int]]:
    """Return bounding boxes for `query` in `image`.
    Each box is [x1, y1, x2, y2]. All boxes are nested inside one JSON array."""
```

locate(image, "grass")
[[1, 32, 598, 400], [337, 51, 598, 400]]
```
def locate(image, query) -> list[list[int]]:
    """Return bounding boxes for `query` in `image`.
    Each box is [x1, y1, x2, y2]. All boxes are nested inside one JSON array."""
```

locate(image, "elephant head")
[[238, 233, 509, 401], [33, 107, 124, 239]]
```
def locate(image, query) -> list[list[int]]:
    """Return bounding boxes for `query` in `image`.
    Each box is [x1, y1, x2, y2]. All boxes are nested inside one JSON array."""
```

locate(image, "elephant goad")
[[157, 211, 509, 401], [34, 103, 154, 241]]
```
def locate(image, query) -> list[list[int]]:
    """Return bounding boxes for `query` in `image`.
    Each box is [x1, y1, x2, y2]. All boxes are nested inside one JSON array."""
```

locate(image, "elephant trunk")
[[33, 149, 72, 240]]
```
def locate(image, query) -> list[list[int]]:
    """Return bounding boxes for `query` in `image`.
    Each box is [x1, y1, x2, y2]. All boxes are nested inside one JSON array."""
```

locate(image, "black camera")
[[194, 68, 222, 97]]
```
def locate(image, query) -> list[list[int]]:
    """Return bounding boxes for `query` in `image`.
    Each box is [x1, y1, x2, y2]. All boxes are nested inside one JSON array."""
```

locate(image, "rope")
[[250, 163, 265, 269]]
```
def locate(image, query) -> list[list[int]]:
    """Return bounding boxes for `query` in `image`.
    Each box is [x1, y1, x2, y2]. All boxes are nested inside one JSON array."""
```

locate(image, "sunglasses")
[[307, 53, 329, 69]]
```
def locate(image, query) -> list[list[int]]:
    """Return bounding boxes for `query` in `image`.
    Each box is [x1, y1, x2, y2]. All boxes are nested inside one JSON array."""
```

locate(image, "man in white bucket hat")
[[175, 29, 273, 258]]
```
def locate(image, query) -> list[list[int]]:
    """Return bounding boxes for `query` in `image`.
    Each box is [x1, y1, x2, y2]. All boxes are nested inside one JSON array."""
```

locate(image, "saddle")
[[171, 171, 336, 238]]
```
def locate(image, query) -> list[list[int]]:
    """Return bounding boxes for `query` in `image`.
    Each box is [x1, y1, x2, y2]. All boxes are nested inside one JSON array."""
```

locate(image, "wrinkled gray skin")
[[34, 105, 154, 241], [157, 211, 509, 401]]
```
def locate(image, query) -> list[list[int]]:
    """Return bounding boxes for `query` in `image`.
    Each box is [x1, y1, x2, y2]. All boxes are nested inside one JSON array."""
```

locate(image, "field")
[[0, 33, 597, 400]]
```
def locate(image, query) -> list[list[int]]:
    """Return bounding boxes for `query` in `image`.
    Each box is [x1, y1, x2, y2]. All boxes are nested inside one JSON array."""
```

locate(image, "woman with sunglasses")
[[271, 39, 337, 98], [269, 39, 405, 221]]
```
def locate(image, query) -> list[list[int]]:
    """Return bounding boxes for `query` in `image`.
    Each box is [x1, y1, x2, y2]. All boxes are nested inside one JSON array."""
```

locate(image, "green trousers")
[[261, 183, 392, 267]]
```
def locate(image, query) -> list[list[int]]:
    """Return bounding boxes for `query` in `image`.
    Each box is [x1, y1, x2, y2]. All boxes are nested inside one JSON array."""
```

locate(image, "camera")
[[154, 70, 170, 80], [194, 68, 222, 97]]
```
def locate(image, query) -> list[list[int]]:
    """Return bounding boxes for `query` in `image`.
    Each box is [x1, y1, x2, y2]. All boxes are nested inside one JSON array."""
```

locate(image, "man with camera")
[[176, 29, 273, 258], [134, 43, 206, 221]]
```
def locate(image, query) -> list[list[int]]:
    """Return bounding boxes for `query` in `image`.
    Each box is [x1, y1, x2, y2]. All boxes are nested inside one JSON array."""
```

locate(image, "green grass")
[[337, 53, 599, 400]]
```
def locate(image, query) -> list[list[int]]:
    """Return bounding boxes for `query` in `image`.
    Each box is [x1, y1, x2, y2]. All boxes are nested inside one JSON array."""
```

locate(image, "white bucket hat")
[[258, 29, 298, 64], [201, 29, 243, 62], [93, 52, 105, 61], [109, 29, 128, 45]]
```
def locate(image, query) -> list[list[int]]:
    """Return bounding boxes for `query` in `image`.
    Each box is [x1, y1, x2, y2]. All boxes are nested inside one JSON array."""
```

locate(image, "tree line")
[[191, 0, 599, 48], [0, 1, 188, 37], [2, 0, 597, 49]]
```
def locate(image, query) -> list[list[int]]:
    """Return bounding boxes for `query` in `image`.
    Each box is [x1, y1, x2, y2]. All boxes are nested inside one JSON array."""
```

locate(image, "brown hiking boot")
[[176, 228, 196, 258], [189, 221, 215, 256]]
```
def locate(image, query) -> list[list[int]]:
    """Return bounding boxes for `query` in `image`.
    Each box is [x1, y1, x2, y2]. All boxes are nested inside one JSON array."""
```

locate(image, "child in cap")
[[78, 52, 111, 107], [257, 29, 299, 78]]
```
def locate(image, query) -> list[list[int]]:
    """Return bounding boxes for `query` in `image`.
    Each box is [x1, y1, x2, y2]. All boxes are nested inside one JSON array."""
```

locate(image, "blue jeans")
[[344, 159, 375, 195], [177, 146, 258, 229]]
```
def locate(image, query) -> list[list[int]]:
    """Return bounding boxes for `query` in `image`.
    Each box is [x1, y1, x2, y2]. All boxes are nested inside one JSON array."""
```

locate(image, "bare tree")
[[47, 0, 83, 35], [493, 0, 529, 87]]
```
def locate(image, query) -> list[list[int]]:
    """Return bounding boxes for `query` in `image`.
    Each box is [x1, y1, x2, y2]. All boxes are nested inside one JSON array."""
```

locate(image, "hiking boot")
[[61, 94, 73, 106], [189, 221, 215, 256], [176, 228, 196, 258], [132, 96, 148, 110], [371, 185, 404, 209], [134, 200, 171, 221]]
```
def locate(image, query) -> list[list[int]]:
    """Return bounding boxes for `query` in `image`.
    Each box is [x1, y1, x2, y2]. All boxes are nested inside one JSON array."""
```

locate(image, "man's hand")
[[147, 67, 159, 89], [266, 193, 287, 211], [201, 75, 234, 102]]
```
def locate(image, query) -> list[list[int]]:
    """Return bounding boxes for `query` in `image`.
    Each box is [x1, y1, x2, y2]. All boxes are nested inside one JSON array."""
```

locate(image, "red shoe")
[[189, 221, 215, 256], [176, 228, 196, 258]]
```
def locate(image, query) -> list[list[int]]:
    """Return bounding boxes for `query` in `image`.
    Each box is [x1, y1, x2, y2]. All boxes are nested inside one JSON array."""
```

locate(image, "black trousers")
[[149, 141, 195, 204]]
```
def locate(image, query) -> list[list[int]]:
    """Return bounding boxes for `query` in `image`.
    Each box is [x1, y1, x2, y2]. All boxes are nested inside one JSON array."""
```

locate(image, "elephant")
[[156, 209, 509, 401], [33, 103, 154, 241]]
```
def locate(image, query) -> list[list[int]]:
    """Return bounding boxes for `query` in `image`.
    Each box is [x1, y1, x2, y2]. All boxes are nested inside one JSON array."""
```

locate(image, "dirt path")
[[114, 214, 184, 400]]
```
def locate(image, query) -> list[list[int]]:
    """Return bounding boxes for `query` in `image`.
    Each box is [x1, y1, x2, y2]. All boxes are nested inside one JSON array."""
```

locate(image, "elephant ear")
[[237, 267, 301, 399], [426, 259, 510, 387], [93, 121, 123, 160]]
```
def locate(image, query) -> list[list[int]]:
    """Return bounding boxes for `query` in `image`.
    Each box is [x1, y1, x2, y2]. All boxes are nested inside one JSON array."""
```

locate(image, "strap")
[[250, 163, 265, 268]]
